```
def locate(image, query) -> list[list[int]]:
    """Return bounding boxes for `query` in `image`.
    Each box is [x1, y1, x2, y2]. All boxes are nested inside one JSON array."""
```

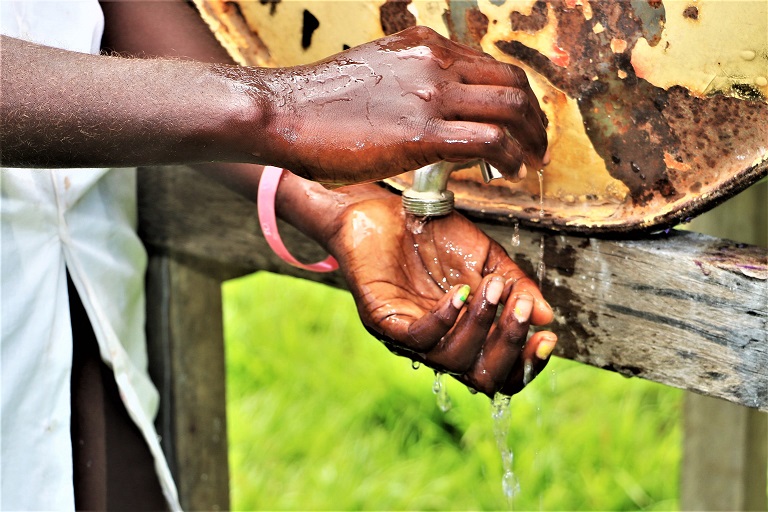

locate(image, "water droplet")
[[411, 360, 421, 370], [433, 372, 452, 412], [502, 469, 521, 500], [522, 359, 535, 386], [631, 162, 641, 173], [741, 49, 757, 61], [406, 215, 428, 235]]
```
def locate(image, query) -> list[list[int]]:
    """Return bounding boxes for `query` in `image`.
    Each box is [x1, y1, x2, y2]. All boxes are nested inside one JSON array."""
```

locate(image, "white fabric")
[[1, 2, 180, 510]]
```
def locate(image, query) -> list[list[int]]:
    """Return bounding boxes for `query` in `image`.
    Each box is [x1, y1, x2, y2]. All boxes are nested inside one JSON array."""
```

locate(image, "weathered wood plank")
[[138, 166, 768, 411], [145, 253, 230, 511], [489, 226, 768, 411]]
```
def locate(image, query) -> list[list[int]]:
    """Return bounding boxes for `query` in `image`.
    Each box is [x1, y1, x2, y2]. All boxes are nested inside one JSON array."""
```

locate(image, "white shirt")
[[1, 2, 180, 510]]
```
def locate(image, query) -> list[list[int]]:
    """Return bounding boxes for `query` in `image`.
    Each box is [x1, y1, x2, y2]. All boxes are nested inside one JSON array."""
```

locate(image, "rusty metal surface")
[[195, 0, 768, 234]]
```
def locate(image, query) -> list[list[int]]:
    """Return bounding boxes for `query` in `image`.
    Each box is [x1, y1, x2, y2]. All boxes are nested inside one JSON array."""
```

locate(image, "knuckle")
[[483, 124, 505, 147], [503, 88, 527, 110], [410, 25, 438, 39]]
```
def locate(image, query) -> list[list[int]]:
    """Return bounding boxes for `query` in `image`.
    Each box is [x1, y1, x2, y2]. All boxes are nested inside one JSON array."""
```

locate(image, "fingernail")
[[486, 278, 504, 305], [536, 336, 557, 360], [513, 294, 534, 323], [518, 163, 528, 180], [452, 284, 470, 309]]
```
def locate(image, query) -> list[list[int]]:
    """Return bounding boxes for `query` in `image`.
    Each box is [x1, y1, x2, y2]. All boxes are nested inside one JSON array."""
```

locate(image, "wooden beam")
[[138, 165, 767, 412]]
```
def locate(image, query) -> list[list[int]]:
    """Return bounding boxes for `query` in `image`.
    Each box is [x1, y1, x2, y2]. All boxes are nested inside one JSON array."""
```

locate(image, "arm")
[[198, 161, 558, 397], [101, 0, 556, 395], [1, 1, 547, 184]]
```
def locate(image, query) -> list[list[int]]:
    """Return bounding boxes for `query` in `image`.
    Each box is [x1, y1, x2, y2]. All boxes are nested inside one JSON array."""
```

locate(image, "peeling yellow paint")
[[630, 0, 768, 99]]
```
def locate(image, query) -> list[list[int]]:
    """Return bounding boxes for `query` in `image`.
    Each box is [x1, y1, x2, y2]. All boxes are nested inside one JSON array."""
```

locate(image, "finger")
[[451, 61, 548, 129], [403, 284, 470, 352], [425, 275, 505, 373], [461, 292, 535, 396], [485, 249, 553, 326], [439, 84, 548, 160], [506, 276, 553, 326], [487, 242, 553, 325], [454, 59, 530, 88], [423, 120, 527, 181], [500, 330, 558, 396]]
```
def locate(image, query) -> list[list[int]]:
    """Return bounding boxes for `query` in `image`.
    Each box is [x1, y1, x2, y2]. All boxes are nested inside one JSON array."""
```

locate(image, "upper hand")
[[238, 26, 548, 186], [324, 188, 557, 397]]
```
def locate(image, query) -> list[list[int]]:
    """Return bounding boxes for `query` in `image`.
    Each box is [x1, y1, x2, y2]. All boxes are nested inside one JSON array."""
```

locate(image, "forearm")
[[0, 35, 265, 168]]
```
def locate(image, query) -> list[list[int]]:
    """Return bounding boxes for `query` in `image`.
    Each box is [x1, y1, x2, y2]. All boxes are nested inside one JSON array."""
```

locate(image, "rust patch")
[[464, 6, 489, 44], [682, 5, 699, 20], [509, 0, 548, 33], [444, 0, 485, 50], [494, 2, 768, 208], [380, 0, 416, 36]]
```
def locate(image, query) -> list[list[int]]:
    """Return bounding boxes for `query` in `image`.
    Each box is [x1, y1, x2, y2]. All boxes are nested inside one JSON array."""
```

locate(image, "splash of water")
[[406, 215, 428, 235], [433, 372, 452, 412], [492, 393, 520, 506]]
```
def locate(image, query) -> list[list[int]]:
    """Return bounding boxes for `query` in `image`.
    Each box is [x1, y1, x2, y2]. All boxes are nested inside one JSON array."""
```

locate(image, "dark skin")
[[1, 0, 556, 396], [1, 6, 547, 184]]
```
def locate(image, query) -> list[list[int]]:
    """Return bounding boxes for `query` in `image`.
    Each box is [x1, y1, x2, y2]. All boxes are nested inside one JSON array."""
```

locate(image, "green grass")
[[223, 272, 682, 511]]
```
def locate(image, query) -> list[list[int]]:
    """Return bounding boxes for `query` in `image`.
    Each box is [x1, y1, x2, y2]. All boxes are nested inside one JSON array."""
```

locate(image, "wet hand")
[[234, 26, 548, 185], [325, 191, 557, 397]]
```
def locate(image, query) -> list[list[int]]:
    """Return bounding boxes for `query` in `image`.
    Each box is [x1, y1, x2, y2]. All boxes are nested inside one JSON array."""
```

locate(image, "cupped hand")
[[238, 26, 548, 186], [325, 189, 557, 397]]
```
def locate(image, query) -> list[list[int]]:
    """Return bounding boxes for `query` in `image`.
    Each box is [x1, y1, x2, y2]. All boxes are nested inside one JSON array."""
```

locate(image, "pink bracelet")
[[257, 166, 339, 272]]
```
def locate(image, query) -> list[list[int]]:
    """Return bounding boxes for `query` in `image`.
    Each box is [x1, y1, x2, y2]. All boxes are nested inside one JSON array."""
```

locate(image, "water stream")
[[492, 393, 520, 506], [511, 220, 520, 247], [537, 169, 547, 288]]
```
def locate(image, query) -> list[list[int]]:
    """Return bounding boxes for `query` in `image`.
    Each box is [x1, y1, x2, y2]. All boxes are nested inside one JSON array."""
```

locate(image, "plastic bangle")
[[257, 166, 339, 272]]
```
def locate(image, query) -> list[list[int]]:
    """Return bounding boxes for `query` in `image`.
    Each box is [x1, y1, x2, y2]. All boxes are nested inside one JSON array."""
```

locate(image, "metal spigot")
[[402, 160, 503, 216]]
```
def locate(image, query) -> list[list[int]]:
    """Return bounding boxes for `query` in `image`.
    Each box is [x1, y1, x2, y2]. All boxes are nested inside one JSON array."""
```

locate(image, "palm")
[[326, 191, 555, 396], [329, 195, 523, 343]]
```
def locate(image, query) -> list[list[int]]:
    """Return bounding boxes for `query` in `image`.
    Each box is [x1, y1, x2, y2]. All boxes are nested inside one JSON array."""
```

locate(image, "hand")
[[324, 187, 557, 396], [228, 26, 548, 186]]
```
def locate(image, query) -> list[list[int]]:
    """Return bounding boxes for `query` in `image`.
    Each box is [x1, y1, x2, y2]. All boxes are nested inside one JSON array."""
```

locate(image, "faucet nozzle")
[[402, 160, 502, 217]]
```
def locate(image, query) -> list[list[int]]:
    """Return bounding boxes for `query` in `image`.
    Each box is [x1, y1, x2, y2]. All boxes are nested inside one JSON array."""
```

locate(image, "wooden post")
[[680, 180, 768, 511], [681, 394, 767, 511], [144, 253, 231, 511]]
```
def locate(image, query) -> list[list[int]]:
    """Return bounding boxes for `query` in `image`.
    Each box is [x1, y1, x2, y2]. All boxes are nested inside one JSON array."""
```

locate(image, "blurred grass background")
[[223, 271, 682, 511]]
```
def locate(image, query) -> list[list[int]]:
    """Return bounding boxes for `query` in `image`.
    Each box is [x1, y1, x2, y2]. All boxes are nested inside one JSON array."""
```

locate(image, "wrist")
[[209, 64, 286, 166], [273, 170, 343, 248]]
